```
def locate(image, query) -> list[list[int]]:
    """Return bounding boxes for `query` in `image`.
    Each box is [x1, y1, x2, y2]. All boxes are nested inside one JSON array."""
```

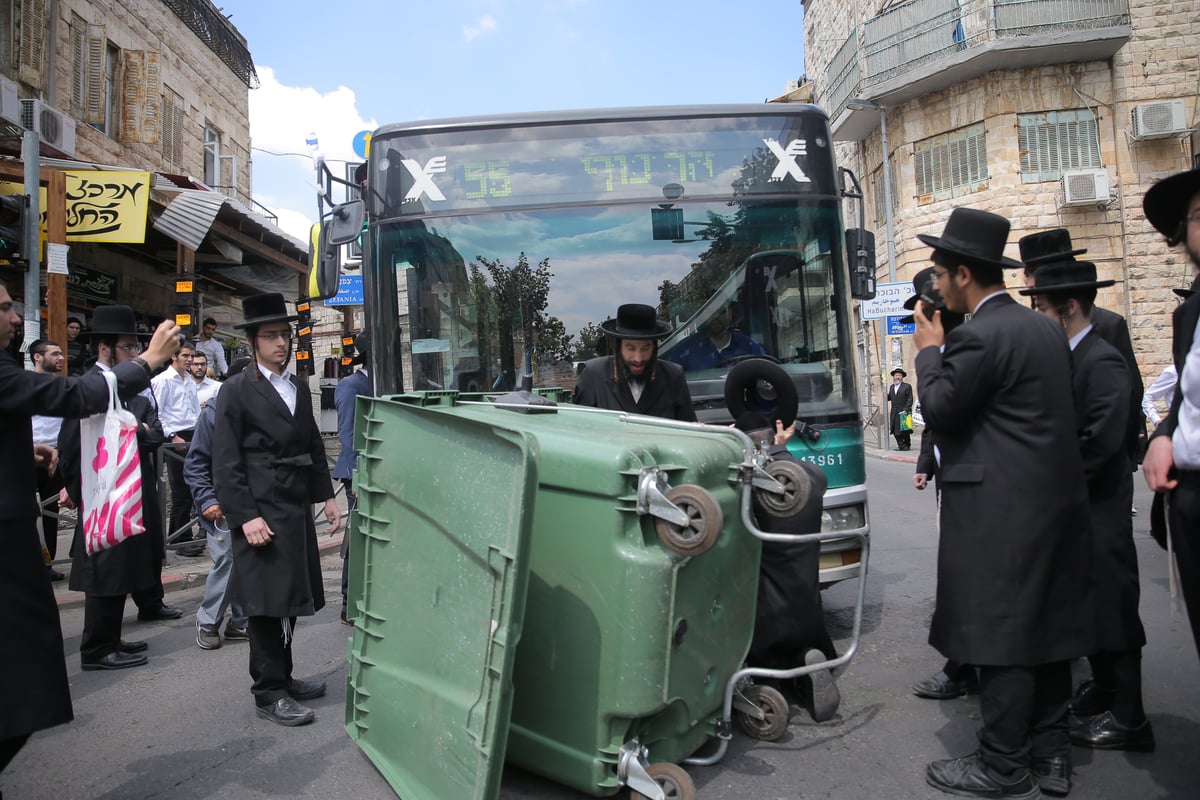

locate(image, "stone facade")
[[803, 0, 1198, 397]]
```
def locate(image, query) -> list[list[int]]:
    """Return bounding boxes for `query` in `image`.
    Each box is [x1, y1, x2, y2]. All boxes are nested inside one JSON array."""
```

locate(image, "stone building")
[[802, 0, 1198, 421]]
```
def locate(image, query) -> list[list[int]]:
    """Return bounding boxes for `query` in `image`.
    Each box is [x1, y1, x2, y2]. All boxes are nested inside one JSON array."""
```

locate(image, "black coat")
[[915, 293, 1093, 666], [1072, 330, 1144, 652], [60, 365, 166, 597], [1091, 306, 1145, 469], [573, 356, 696, 421], [213, 367, 334, 618], [888, 380, 913, 432], [0, 351, 149, 740]]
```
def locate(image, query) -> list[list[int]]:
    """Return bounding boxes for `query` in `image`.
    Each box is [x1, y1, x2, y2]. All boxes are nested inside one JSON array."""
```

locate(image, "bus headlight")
[[820, 504, 865, 532]]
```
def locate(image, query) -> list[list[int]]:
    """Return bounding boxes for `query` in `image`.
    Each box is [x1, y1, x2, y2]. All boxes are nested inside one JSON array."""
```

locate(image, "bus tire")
[[724, 359, 798, 429]]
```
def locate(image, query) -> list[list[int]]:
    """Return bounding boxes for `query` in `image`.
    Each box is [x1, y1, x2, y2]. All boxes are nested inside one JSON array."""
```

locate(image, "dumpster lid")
[[348, 400, 537, 800]]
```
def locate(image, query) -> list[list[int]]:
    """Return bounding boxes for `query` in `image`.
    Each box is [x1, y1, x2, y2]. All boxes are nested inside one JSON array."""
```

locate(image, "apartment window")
[[161, 89, 184, 168], [203, 127, 221, 186], [914, 123, 988, 204], [1018, 110, 1101, 183], [101, 42, 119, 135]]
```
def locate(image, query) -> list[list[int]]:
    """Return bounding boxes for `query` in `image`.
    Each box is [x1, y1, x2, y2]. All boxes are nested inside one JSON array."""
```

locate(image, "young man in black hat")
[[1021, 259, 1150, 762], [887, 367, 914, 450], [213, 293, 341, 727], [912, 208, 1093, 800], [574, 303, 696, 421], [0, 284, 181, 780], [58, 305, 185, 675], [1142, 166, 1200, 663]]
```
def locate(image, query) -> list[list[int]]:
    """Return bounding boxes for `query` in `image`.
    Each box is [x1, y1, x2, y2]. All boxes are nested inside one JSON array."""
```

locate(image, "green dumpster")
[[345, 391, 761, 800]]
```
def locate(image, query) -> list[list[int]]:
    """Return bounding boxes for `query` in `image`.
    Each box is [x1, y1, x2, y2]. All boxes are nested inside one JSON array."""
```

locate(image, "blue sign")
[[886, 315, 916, 336], [352, 130, 372, 160], [327, 274, 364, 306]]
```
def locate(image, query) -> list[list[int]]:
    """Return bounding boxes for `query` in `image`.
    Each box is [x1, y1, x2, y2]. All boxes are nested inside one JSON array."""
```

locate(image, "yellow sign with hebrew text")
[[1, 170, 152, 243]]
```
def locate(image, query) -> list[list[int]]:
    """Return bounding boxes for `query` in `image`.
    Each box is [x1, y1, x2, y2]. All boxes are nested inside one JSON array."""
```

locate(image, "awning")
[[152, 188, 228, 251]]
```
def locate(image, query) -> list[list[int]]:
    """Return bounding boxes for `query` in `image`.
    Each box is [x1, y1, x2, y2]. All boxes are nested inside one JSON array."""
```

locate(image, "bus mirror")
[[308, 221, 341, 300], [326, 200, 365, 246], [651, 206, 684, 240], [846, 228, 877, 300]]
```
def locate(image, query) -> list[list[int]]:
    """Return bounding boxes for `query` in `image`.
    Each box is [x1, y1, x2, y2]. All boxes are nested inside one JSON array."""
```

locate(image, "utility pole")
[[22, 130, 40, 352], [46, 169, 67, 357]]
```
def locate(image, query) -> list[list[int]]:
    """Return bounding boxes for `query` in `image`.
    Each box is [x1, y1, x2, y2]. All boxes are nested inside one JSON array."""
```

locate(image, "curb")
[[866, 448, 918, 465], [53, 531, 346, 612]]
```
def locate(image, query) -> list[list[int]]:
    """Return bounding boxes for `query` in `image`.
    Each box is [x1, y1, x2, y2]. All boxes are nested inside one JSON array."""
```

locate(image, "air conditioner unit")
[[0, 76, 19, 127], [1131, 100, 1189, 139], [1062, 168, 1110, 206], [784, 78, 801, 93], [19, 99, 77, 157]]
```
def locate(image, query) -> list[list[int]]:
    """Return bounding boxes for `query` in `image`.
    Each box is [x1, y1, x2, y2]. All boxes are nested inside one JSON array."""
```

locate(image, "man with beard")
[[665, 302, 764, 370], [913, 208, 1093, 800], [29, 339, 67, 581], [213, 293, 341, 726], [1142, 166, 1200, 662], [574, 303, 696, 421]]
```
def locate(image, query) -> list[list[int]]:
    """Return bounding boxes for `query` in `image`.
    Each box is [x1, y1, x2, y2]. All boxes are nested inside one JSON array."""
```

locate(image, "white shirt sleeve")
[[1141, 365, 1178, 425]]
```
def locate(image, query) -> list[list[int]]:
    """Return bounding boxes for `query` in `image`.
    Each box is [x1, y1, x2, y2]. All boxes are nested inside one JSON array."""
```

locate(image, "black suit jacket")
[[915, 292, 1093, 666], [1091, 306, 1145, 467], [573, 356, 696, 421]]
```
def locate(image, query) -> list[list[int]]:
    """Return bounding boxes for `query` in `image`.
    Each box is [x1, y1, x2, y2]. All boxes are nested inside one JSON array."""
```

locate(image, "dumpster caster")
[[654, 485, 723, 556], [734, 683, 790, 741], [629, 762, 695, 800], [752, 459, 812, 519]]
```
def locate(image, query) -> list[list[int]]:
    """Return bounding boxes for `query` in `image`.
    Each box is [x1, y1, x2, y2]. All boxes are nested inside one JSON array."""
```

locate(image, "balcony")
[[822, 0, 1132, 141]]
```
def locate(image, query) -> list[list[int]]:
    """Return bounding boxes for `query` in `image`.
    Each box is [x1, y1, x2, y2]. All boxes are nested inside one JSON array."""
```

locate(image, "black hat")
[[1018, 261, 1115, 295], [891, 368, 907, 377], [234, 293, 300, 330], [1143, 167, 1200, 240], [902, 267, 938, 311], [917, 208, 1023, 271], [1018, 229, 1087, 269], [83, 305, 148, 339], [227, 355, 253, 376], [599, 304, 673, 339]]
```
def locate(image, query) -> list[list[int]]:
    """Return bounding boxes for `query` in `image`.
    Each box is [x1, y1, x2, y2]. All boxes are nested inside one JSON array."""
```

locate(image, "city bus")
[[318, 104, 870, 585]]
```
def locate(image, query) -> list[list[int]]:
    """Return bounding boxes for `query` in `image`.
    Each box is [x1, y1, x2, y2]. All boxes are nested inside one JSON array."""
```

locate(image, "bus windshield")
[[364, 107, 859, 425]]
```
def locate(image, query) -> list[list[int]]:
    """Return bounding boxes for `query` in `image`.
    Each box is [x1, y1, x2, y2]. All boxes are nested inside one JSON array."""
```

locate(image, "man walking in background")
[[29, 339, 67, 582], [153, 342, 203, 557]]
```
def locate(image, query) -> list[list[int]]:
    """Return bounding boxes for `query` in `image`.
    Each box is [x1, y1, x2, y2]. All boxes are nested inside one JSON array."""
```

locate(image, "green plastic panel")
[[786, 422, 866, 488]]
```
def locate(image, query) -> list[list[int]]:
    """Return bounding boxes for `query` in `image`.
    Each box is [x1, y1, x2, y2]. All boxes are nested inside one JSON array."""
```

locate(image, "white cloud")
[[248, 66, 377, 242], [462, 15, 497, 42]]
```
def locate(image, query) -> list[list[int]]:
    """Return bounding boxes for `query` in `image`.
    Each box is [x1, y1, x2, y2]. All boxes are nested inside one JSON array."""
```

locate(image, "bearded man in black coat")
[[0, 283, 180, 778], [913, 209, 1093, 800]]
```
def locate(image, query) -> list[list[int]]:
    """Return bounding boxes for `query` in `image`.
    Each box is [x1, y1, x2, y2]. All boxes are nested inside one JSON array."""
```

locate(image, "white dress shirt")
[[194, 375, 222, 409], [32, 414, 62, 446], [1173, 317, 1200, 469], [1142, 365, 1178, 426], [194, 336, 228, 377], [152, 367, 201, 436], [257, 362, 297, 415]]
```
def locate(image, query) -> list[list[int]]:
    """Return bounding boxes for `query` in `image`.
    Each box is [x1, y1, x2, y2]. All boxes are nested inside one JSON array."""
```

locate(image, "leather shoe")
[[47, 566, 66, 582], [288, 678, 327, 701], [118, 639, 148, 654], [800, 649, 840, 722], [1069, 679, 1113, 718], [1032, 755, 1071, 796], [926, 753, 1041, 799], [137, 604, 183, 621], [256, 697, 315, 727], [1070, 711, 1155, 752], [913, 669, 979, 700], [81, 651, 148, 671], [177, 542, 206, 557]]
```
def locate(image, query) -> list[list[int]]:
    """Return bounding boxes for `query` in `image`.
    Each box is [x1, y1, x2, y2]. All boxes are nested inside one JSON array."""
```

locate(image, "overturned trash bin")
[[344, 391, 761, 800]]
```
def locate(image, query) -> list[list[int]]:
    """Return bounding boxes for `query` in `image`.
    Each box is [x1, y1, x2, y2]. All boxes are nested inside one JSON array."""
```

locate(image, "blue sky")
[[215, 1, 806, 242]]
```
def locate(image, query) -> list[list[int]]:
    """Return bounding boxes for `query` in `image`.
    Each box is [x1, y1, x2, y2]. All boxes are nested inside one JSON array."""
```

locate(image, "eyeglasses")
[[256, 331, 293, 342], [117, 342, 142, 354], [931, 269, 950, 281], [1187, 211, 1200, 226]]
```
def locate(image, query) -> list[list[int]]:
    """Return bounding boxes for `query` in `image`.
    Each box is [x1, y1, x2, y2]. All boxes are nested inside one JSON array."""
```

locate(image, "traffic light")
[[0, 193, 27, 261]]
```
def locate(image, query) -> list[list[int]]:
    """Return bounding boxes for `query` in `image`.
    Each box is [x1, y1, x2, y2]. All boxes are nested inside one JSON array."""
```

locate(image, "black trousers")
[[977, 662, 1072, 776], [340, 479, 356, 607], [35, 465, 64, 561], [893, 430, 911, 450], [944, 659, 976, 683], [165, 430, 194, 541], [248, 616, 297, 706], [0, 733, 30, 776], [1166, 473, 1200, 661], [80, 594, 126, 662]]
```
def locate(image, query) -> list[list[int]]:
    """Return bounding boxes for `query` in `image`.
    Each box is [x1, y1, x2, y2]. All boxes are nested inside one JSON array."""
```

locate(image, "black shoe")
[[288, 678, 327, 701], [1070, 711, 1155, 752], [177, 542, 206, 557], [1032, 755, 1071, 796], [47, 567, 66, 582], [913, 669, 979, 700], [340, 607, 352, 626], [1069, 679, 1113, 718], [801, 649, 840, 722], [256, 697, 315, 727], [137, 604, 183, 621], [81, 651, 148, 671], [118, 639, 148, 654], [926, 753, 1041, 799]]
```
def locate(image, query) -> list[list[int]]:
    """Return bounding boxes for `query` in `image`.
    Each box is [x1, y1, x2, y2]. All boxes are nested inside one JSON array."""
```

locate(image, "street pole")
[[22, 129, 40, 354], [877, 106, 896, 451]]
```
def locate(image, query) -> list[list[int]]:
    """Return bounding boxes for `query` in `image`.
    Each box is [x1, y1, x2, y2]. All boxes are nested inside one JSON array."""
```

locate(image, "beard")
[[617, 349, 656, 383]]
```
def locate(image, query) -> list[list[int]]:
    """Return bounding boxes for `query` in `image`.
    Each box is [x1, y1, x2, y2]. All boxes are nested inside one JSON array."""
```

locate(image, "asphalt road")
[[4, 458, 1199, 799]]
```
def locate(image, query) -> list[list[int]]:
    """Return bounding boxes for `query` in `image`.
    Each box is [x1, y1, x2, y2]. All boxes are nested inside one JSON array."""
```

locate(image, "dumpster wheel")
[[734, 684, 790, 741], [630, 762, 695, 800], [752, 459, 812, 519], [655, 485, 723, 556]]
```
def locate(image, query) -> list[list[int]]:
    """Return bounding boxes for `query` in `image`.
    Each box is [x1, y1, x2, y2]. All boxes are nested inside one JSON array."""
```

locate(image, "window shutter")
[[83, 25, 106, 125], [161, 91, 183, 167], [121, 51, 160, 144], [70, 15, 86, 112], [17, 0, 47, 88]]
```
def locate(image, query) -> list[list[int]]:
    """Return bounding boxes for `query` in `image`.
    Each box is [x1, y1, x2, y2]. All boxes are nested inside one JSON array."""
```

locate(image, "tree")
[[474, 252, 572, 386]]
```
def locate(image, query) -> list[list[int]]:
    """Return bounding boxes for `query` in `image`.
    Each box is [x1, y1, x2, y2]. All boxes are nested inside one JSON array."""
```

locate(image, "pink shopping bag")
[[81, 371, 146, 555]]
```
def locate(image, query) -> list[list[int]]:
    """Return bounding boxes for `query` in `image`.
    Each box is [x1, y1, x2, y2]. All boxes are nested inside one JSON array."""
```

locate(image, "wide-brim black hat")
[[234, 293, 300, 330], [1018, 228, 1087, 268], [1018, 261, 1115, 295], [902, 266, 938, 310], [916, 208, 1023, 270], [81, 305, 149, 339], [890, 368, 907, 377], [1144, 168, 1200, 238], [599, 303, 673, 339]]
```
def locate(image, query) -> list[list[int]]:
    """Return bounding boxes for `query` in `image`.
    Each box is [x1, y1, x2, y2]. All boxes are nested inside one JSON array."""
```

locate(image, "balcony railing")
[[863, 0, 967, 90]]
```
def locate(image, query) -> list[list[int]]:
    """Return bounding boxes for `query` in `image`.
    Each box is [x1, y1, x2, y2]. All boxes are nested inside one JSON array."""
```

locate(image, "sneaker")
[[197, 623, 221, 650], [223, 624, 250, 642]]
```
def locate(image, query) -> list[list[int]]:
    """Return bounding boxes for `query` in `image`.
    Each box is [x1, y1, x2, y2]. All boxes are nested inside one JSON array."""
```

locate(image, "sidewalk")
[[864, 428, 923, 465]]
